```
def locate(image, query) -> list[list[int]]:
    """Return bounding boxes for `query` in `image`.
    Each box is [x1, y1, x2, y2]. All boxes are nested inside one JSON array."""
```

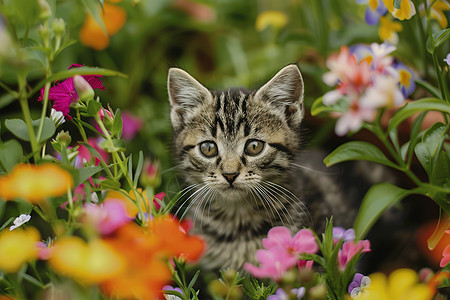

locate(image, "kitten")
[[167, 65, 359, 271]]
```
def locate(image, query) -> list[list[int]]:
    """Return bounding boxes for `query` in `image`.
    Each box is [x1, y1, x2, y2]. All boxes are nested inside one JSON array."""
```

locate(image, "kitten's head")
[[168, 65, 304, 201]]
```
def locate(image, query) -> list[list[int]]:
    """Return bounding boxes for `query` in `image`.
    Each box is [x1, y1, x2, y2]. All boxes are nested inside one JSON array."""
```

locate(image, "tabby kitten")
[[168, 65, 355, 271]]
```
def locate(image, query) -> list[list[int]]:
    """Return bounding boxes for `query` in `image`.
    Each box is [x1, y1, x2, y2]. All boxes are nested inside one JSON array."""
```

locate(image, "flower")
[[429, 0, 450, 29], [0, 163, 74, 203], [378, 16, 402, 44], [38, 64, 104, 118], [394, 62, 416, 98], [334, 100, 377, 136], [106, 188, 163, 217], [79, 2, 126, 50], [50, 108, 65, 125], [9, 214, 31, 231], [49, 236, 125, 285], [383, 0, 416, 20], [140, 159, 161, 189], [360, 75, 404, 108], [36, 238, 54, 260], [262, 227, 319, 257], [440, 244, 450, 267], [82, 199, 132, 235], [255, 11, 288, 31], [444, 53, 450, 66], [73, 75, 94, 101], [121, 111, 144, 141], [333, 227, 356, 244], [357, 0, 388, 25], [338, 240, 371, 270], [75, 137, 109, 168], [244, 247, 297, 281], [267, 287, 305, 300], [348, 273, 371, 298], [163, 285, 184, 300], [358, 268, 434, 300], [0, 227, 40, 273]]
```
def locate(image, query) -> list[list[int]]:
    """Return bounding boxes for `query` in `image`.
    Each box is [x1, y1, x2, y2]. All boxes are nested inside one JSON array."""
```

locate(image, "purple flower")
[[444, 53, 450, 66], [162, 285, 183, 300], [348, 273, 371, 298], [267, 287, 305, 300], [38, 64, 104, 118], [394, 62, 416, 98], [333, 227, 356, 244]]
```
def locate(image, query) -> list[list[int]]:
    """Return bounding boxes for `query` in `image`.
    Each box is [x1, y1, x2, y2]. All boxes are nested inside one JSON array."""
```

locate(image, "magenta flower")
[[297, 259, 313, 270], [75, 137, 109, 168], [338, 240, 371, 270], [244, 247, 297, 281], [82, 199, 132, 235], [262, 227, 319, 257], [121, 111, 144, 141], [162, 285, 184, 300], [38, 64, 104, 118]]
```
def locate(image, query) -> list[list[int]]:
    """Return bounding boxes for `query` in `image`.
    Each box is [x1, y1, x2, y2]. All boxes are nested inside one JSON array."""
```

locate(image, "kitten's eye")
[[245, 139, 265, 156], [199, 141, 218, 157]]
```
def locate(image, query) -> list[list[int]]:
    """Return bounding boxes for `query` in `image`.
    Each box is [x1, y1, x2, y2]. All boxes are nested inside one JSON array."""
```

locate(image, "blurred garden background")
[[0, 0, 449, 299]]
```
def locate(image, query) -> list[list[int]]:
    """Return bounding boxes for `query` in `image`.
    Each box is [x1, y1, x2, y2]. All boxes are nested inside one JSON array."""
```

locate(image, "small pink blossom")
[[297, 259, 313, 270], [338, 240, 371, 270], [75, 137, 109, 168], [262, 227, 319, 257], [82, 199, 132, 235], [334, 100, 376, 136], [440, 244, 450, 267], [153, 192, 165, 210], [244, 247, 297, 281], [36, 239, 53, 260]]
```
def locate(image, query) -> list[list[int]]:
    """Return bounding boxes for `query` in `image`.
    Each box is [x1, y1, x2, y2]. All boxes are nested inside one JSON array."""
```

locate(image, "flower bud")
[[73, 75, 94, 102], [38, 0, 52, 21], [55, 130, 71, 147], [51, 18, 66, 37], [140, 159, 161, 188], [38, 24, 51, 45], [99, 108, 114, 132], [51, 108, 65, 126]]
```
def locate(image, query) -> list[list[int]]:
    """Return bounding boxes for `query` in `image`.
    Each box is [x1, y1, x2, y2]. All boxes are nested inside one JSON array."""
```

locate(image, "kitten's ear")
[[254, 64, 304, 126], [167, 68, 212, 128]]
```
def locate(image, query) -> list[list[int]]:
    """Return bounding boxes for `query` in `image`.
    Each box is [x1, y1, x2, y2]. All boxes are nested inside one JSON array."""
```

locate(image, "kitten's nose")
[[222, 172, 239, 185]]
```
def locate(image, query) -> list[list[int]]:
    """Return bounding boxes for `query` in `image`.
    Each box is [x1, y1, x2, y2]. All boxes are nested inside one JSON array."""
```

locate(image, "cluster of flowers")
[[322, 42, 415, 136], [243, 226, 370, 299], [356, 0, 449, 43], [0, 163, 205, 299]]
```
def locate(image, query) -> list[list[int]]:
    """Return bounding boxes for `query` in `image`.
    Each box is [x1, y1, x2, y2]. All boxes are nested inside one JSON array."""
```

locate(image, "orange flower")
[[49, 236, 125, 285], [100, 217, 205, 299], [0, 227, 40, 273], [0, 164, 74, 203], [79, 2, 126, 51]]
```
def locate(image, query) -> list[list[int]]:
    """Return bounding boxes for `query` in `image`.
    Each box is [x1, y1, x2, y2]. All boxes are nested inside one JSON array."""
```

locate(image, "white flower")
[[51, 108, 65, 125], [10, 214, 31, 231]]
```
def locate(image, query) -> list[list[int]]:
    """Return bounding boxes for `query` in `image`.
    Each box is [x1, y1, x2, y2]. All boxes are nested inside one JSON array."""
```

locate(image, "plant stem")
[[18, 75, 40, 162]]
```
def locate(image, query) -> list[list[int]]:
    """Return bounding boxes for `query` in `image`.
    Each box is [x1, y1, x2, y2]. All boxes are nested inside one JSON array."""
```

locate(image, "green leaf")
[[111, 109, 123, 137], [79, 0, 107, 34], [0, 201, 6, 223], [0, 140, 23, 172], [393, 0, 402, 9], [87, 100, 102, 117], [387, 98, 450, 132], [74, 166, 103, 187], [100, 139, 126, 153], [354, 183, 414, 239], [414, 123, 447, 177], [133, 151, 144, 188], [426, 28, 450, 53], [5, 118, 55, 143], [324, 141, 398, 169], [14, 0, 40, 29], [0, 217, 14, 232], [311, 97, 346, 116]]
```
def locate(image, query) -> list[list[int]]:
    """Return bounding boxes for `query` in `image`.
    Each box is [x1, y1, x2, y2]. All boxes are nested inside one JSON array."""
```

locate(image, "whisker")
[[289, 162, 335, 175], [255, 182, 295, 228]]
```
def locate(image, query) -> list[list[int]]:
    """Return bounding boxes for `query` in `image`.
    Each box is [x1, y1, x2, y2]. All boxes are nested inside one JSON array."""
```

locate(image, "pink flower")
[[334, 100, 376, 136], [338, 240, 371, 270], [75, 137, 109, 168], [440, 244, 450, 267], [38, 64, 104, 118], [82, 199, 132, 235], [297, 259, 313, 270], [121, 111, 143, 141], [262, 227, 319, 257], [36, 239, 54, 260], [244, 247, 297, 281], [153, 192, 165, 210]]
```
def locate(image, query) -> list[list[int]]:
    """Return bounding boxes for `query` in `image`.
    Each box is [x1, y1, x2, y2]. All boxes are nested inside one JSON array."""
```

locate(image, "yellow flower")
[[255, 10, 288, 32], [49, 236, 125, 285], [378, 16, 402, 44], [0, 227, 40, 273], [359, 269, 434, 300], [430, 0, 450, 28], [0, 164, 74, 203], [383, 0, 416, 20], [79, 2, 126, 51]]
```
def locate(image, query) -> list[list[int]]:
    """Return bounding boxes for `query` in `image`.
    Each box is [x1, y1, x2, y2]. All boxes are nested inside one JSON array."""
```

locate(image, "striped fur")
[[167, 65, 348, 270]]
